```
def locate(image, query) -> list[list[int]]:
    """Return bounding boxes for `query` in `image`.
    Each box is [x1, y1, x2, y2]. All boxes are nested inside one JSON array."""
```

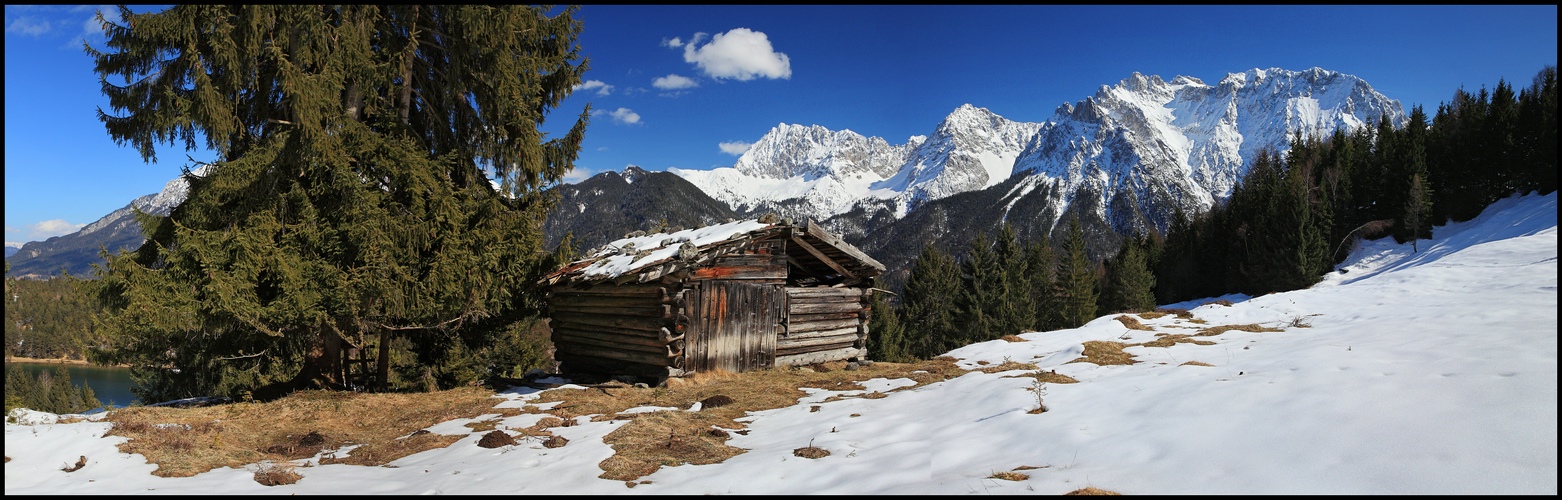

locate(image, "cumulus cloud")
[[65, 6, 119, 50], [29, 219, 85, 239], [592, 107, 641, 125], [718, 141, 753, 156], [573, 79, 614, 96], [562, 167, 593, 184], [661, 36, 682, 48], [652, 74, 699, 90], [680, 28, 792, 81], [5, 17, 52, 36]]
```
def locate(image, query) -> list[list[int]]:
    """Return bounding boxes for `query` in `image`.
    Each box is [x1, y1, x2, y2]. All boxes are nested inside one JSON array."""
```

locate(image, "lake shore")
[[4, 356, 128, 368]]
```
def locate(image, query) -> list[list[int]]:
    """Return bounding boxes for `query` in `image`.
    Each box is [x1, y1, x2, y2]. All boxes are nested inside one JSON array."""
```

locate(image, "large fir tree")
[[86, 6, 588, 401], [900, 244, 962, 359], [1054, 215, 1098, 328]]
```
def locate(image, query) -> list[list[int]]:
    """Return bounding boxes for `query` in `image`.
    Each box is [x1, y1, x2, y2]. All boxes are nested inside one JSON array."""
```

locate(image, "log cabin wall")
[[776, 286, 870, 366], [545, 283, 685, 378], [541, 221, 886, 380], [680, 239, 787, 373]]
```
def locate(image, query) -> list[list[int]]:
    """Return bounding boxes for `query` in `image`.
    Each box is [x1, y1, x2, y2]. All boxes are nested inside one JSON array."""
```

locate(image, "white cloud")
[[5, 17, 52, 36], [573, 80, 614, 96], [29, 219, 85, 239], [719, 141, 754, 156], [652, 74, 699, 90], [680, 28, 792, 81], [661, 36, 682, 48], [66, 6, 118, 50], [592, 107, 641, 125], [5, 241, 22, 249], [562, 167, 593, 184]]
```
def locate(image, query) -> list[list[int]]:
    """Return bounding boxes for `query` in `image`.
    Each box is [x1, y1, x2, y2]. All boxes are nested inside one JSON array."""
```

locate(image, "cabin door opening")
[[686, 280, 781, 373]]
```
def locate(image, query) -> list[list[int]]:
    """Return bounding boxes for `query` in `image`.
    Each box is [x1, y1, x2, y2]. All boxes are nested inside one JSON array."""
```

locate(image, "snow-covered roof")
[[540, 218, 885, 286]]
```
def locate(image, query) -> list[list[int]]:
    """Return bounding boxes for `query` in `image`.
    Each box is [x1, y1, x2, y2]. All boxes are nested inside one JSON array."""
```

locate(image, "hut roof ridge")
[[575, 219, 775, 280]]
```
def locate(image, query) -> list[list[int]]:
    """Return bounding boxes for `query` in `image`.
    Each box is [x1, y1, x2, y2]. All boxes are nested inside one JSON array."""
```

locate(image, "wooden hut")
[[538, 219, 886, 382]]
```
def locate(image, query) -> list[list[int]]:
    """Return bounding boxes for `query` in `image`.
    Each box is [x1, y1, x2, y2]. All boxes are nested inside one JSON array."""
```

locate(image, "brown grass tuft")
[[542, 435, 568, 448], [698, 395, 734, 409], [61, 455, 87, 472], [1136, 311, 1170, 320], [1008, 370, 1078, 384], [1114, 315, 1153, 331], [792, 445, 830, 459], [1180, 361, 1214, 367], [1195, 323, 1283, 336], [1013, 465, 1047, 470], [989, 471, 1029, 481], [1209, 299, 1234, 306], [253, 464, 301, 486], [1156, 308, 1193, 319], [1000, 334, 1028, 342], [1065, 487, 1122, 495], [976, 360, 1040, 373], [1068, 341, 1137, 366], [1137, 334, 1217, 348]]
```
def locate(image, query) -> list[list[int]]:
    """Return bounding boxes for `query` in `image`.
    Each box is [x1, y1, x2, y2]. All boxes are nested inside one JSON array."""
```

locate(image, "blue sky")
[[5, 5, 1557, 247]]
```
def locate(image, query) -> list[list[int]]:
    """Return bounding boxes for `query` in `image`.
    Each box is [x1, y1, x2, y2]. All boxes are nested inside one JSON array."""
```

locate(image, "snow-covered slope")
[[5, 192, 1553, 495]]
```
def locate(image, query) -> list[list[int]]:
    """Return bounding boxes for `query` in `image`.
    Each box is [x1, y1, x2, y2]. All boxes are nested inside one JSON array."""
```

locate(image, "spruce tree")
[[865, 288, 911, 362], [1101, 236, 1156, 313], [86, 6, 589, 401], [957, 232, 1001, 344], [900, 244, 962, 359], [1024, 236, 1058, 331], [1054, 215, 1098, 328], [994, 224, 1035, 336]]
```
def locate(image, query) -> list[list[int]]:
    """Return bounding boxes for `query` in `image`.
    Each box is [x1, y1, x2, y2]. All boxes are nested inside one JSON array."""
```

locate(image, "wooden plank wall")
[[546, 283, 684, 378], [686, 280, 781, 373], [776, 286, 869, 366]]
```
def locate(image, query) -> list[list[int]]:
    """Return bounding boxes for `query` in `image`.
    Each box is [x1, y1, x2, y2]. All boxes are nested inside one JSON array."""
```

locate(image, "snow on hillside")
[[5, 192, 1555, 495]]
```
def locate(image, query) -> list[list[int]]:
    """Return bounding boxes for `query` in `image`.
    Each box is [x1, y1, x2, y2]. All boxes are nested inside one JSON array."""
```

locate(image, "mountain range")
[[8, 67, 1404, 288]]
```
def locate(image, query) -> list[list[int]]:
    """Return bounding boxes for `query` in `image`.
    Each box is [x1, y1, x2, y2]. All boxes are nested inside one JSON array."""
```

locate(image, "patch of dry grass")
[[990, 471, 1030, 481], [1114, 315, 1153, 331], [104, 387, 503, 477], [1136, 311, 1170, 320], [1138, 334, 1217, 348], [1195, 323, 1283, 336], [1156, 308, 1193, 319], [102, 357, 970, 484], [1068, 341, 1137, 366], [792, 444, 830, 459], [1208, 299, 1235, 307], [597, 411, 747, 480], [61, 455, 86, 472], [1065, 487, 1122, 495], [1000, 334, 1028, 342], [527, 356, 969, 481], [976, 360, 1040, 373], [253, 463, 301, 486], [1180, 361, 1214, 367], [1005, 370, 1079, 384]]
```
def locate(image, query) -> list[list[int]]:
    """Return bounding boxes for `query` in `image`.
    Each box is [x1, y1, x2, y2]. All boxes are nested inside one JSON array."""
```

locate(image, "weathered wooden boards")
[[546, 283, 684, 376], [775, 286, 869, 366], [685, 280, 781, 373], [542, 221, 886, 380]]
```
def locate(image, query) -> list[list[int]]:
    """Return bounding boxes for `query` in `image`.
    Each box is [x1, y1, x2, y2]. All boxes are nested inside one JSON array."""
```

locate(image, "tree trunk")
[[377, 329, 392, 392]]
